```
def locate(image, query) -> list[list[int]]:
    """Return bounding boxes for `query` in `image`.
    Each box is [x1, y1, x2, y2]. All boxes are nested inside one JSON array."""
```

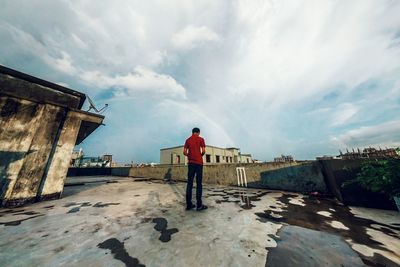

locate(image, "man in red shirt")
[[183, 127, 208, 211]]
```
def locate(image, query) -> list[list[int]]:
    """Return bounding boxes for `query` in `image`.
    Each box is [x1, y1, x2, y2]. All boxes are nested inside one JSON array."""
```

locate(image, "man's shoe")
[[196, 205, 208, 211], [186, 205, 195, 210]]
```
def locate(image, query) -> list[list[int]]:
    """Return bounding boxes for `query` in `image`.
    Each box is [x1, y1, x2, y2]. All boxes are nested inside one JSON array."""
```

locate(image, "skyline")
[[1, 0, 400, 163]]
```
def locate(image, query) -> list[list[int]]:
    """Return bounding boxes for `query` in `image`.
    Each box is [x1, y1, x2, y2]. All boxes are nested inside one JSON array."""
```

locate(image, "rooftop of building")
[[160, 145, 241, 151], [1, 176, 399, 266], [0, 65, 86, 109], [0, 65, 104, 145]]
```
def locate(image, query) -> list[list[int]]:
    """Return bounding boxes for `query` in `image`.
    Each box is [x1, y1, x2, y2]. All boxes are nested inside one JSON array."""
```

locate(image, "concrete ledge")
[[120, 162, 304, 186]]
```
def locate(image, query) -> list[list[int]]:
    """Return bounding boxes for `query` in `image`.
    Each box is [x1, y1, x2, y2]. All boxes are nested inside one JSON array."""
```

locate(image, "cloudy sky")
[[1, 0, 400, 163]]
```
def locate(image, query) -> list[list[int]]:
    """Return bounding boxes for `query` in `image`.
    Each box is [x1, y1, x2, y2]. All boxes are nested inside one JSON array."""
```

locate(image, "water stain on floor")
[[0, 214, 44, 226], [0, 209, 25, 215], [206, 188, 270, 210], [255, 194, 400, 266], [97, 238, 145, 267], [266, 225, 365, 267], [67, 207, 80, 213], [132, 178, 154, 182], [93, 202, 120, 208], [64, 202, 92, 213], [13, 211, 40, 216], [152, 217, 179, 242]]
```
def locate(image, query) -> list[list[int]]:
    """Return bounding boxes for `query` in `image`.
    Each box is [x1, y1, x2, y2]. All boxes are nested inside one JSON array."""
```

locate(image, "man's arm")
[[201, 138, 206, 156], [183, 141, 189, 156]]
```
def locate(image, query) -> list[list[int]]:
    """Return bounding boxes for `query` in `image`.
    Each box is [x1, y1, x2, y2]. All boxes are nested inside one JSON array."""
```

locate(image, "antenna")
[[86, 95, 108, 114]]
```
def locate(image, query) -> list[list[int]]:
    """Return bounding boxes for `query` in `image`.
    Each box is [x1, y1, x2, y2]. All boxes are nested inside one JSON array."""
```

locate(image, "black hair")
[[192, 127, 200, 134]]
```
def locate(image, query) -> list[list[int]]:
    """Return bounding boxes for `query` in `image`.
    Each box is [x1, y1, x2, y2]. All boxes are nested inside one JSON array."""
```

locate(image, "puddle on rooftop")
[[98, 238, 145, 267], [205, 187, 271, 210], [255, 194, 400, 266], [152, 217, 179, 242]]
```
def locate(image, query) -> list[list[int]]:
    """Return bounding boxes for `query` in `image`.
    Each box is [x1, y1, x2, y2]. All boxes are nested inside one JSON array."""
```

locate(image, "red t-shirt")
[[184, 134, 206, 165]]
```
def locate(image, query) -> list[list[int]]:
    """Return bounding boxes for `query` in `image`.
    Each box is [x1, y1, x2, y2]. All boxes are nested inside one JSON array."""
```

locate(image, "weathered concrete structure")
[[0, 65, 104, 207]]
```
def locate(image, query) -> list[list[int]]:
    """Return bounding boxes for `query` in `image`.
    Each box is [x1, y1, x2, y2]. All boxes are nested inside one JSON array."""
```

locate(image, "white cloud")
[[330, 103, 358, 127], [155, 99, 235, 147], [70, 33, 88, 49], [52, 51, 77, 75], [0, 23, 77, 75], [0, 23, 185, 98], [171, 25, 220, 50], [56, 82, 70, 87], [331, 120, 400, 148], [80, 66, 186, 98], [1, 0, 400, 161]]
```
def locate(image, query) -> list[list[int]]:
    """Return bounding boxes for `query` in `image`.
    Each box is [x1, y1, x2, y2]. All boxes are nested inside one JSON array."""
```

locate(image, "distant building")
[[79, 157, 105, 167], [70, 150, 114, 167], [339, 147, 400, 160], [101, 154, 113, 167], [274, 155, 294, 163], [160, 145, 253, 165], [70, 148, 84, 167]]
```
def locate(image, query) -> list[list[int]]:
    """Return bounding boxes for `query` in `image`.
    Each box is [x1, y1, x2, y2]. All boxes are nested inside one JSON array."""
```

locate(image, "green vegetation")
[[345, 159, 400, 198]]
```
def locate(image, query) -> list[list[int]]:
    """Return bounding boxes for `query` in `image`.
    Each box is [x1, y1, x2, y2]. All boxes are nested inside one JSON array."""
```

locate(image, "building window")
[[206, 154, 211, 163], [216, 155, 220, 163], [230, 157, 233, 163], [177, 155, 181, 164]]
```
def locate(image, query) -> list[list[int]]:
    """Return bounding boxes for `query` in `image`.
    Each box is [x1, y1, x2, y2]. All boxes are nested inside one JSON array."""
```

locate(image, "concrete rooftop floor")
[[0, 176, 399, 267]]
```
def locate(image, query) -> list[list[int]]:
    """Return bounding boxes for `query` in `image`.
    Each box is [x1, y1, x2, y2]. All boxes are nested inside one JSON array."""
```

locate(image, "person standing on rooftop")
[[183, 127, 208, 211]]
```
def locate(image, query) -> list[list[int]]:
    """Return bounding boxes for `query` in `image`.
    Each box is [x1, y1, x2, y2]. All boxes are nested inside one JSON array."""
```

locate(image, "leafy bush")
[[350, 159, 400, 198]]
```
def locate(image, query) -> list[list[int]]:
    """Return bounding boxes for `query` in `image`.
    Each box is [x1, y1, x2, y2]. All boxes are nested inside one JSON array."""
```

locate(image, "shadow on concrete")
[[163, 168, 172, 183], [67, 167, 112, 177]]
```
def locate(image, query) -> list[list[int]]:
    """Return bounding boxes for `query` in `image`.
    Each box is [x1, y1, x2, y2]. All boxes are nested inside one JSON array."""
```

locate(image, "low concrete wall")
[[67, 167, 112, 177], [110, 167, 130, 177], [117, 162, 303, 186], [249, 161, 328, 194]]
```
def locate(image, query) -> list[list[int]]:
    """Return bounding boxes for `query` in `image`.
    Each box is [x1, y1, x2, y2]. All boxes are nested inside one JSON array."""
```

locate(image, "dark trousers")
[[186, 163, 203, 207]]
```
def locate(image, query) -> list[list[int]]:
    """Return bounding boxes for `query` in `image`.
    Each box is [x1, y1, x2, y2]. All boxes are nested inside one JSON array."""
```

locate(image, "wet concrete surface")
[[98, 238, 145, 267], [152, 217, 179, 242], [266, 225, 365, 267], [0, 176, 399, 267]]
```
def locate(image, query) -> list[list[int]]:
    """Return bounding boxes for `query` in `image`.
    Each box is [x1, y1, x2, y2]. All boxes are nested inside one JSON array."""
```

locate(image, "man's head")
[[192, 127, 200, 135]]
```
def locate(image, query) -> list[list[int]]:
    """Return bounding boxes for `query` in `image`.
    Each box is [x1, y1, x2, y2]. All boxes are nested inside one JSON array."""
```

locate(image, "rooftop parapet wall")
[[110, 162, 305, 186], [252, 161, 328, 194]]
